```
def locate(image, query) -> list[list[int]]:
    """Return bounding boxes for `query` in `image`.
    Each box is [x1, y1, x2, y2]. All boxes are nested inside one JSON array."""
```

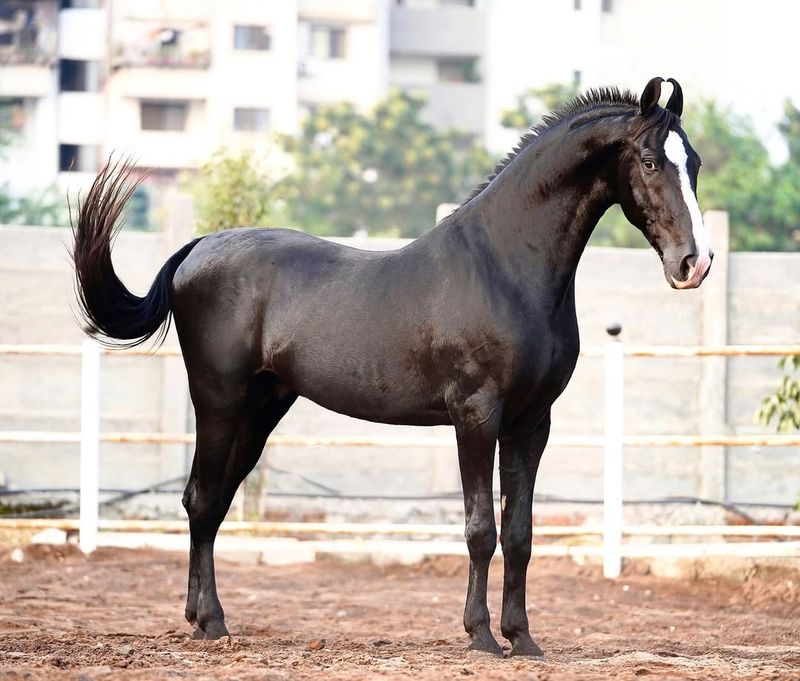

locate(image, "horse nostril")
[[679, 253, 697, 281], [709, 250, 715, 262]]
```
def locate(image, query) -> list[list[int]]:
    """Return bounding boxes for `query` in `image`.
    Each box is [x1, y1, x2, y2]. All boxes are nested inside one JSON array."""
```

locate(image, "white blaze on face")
[[662, 130, 712, 289]]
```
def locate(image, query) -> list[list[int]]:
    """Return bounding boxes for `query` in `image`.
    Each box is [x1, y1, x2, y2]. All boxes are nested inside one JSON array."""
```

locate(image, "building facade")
[[2, 0, 799, 208], [0, 0, 394, 199]]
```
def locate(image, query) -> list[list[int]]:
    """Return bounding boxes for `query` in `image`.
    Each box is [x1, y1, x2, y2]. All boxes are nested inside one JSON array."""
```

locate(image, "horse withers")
[[72, 77, 711, 657]]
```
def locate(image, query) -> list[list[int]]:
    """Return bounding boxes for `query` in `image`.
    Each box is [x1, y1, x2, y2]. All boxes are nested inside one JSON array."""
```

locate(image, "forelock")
[[629, 106, 681, 141]]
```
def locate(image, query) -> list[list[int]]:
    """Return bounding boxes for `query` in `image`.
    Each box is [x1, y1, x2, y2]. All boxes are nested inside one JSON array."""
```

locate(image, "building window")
[[234, 25, 271, 51], [0, 98, 25, 130], [437, 57, 480, 83], [573, 70, 582, 87], [59, 144, 98, 172], [310, 26, 346, 59], [573, 0, 581, 9], [59, 59, 100, 92], [233, 107, 270, 132], [601, 0, 613, 11], [140, 100, 189, 131], [60, 0, 101, 8]]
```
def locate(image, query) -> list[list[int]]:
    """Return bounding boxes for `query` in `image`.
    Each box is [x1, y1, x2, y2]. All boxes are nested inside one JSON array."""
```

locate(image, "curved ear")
[[666, 78, 683, 117], [639, 77, 663, 116]]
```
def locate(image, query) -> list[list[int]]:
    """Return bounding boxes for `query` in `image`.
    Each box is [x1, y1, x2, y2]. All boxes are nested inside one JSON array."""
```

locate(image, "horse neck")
[[463, 120, 625, 300]]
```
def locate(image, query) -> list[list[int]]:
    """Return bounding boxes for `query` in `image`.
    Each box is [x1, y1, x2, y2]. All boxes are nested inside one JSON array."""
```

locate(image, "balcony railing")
[[0, 46, 54, 66], [111, 44, 211, 70]]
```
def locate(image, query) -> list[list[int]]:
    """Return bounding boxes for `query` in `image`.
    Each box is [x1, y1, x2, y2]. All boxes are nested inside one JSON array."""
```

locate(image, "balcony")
[[0, 63, 53, 97], [390, 5, 485, 58], [125, 131, 209, 170], [0, 0, 58, 67], [112, 43, 211, 70], [58, 7, 106, 60], [112, 21, 211, 71], [57, 92, 105, 145], [110, 67, 209, 100], [413, 81, 485, 136], [299, 0, 379, 22]]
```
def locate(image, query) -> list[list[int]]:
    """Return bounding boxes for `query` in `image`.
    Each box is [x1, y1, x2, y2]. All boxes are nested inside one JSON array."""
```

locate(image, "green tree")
[[0, 187, 65, 226], [500, 82, 580, 131], [778, 99, 800, 164], [0, 129, 65, 226], [276, 90, 491, 237], [188, 149, 287, 235], [757, 355, 800, 433]]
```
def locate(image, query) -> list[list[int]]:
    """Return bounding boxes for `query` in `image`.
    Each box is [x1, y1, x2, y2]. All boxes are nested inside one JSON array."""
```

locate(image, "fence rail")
[[3, 518, 800, 538], [3, 431, 800, 447], [2, 340, 799, 574]]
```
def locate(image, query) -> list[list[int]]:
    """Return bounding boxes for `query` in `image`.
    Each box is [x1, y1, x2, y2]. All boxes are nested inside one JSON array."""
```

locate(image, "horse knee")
[[465, 521, 497, 562], [184, 488, 225, 536]]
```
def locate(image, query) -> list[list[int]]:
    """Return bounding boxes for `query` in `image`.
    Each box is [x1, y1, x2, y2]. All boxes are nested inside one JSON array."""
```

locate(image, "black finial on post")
[[606, 323, 622, 338]]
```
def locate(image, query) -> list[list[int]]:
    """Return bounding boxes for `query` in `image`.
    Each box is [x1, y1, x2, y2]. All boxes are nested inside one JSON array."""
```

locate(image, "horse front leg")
[[498, 412, 550, 658], [453, 398, 502, 656]]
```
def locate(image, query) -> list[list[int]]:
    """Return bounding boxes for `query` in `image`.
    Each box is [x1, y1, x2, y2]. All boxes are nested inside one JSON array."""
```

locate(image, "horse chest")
[[509, 321, 580, 416]]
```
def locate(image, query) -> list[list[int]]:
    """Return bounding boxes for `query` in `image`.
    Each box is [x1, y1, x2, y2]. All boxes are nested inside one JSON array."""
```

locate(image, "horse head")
[[616, 77, 713, 289]]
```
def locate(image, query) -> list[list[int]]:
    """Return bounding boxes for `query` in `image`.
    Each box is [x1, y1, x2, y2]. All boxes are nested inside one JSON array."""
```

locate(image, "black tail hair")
[[71, 159, 202, 349]]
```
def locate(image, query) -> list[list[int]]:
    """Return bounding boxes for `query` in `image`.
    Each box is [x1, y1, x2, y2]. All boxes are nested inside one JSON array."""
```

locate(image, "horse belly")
[[271, 339, 451, 426]]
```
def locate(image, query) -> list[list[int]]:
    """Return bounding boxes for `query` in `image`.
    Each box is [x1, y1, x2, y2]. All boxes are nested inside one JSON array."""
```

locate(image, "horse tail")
[[71, 160, 203, 349]]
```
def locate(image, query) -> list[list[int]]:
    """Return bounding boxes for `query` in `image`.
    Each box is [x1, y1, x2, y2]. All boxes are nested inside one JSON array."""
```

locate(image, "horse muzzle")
[[666, 250, 714, 290]]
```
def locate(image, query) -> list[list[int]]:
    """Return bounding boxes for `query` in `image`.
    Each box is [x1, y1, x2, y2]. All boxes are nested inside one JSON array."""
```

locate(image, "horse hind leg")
[[183, 372, 296, 640]]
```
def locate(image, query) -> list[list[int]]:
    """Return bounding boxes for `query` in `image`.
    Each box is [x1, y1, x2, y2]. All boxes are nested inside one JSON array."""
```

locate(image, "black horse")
[[72, 77, 712, 657]]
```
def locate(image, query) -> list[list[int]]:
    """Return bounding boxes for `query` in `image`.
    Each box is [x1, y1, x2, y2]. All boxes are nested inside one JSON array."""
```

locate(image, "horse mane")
[[464, 87, 674, 203]]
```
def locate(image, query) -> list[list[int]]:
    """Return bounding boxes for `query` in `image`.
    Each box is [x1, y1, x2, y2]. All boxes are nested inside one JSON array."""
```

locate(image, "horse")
[[71, 76, 712, 657]]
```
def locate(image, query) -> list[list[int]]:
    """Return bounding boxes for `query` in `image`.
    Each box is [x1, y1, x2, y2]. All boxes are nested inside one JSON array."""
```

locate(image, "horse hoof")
[[509, 637, 545, 659], [467, 634, 503, 657], [191, 627, 206, 640], [201, 619, 230, 640]]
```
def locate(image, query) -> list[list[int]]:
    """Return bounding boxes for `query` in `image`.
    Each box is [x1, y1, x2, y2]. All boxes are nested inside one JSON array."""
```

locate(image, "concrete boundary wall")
[[1, 211, 798, 511]]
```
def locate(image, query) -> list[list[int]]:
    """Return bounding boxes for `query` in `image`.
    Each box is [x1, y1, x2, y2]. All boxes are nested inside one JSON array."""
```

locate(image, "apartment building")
[[0, 0, 59, 194], [0, 0, 391, 199], [297, 0, 389, 113], [389, 0, 486, 137]]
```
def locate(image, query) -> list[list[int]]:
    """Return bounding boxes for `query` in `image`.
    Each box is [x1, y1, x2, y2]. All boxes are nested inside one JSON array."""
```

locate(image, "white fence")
[[1, 340, 800, 577]]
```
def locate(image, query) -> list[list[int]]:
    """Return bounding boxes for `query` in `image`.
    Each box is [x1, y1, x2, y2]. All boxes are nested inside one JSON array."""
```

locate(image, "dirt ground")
[[0, 544, 797, 680]]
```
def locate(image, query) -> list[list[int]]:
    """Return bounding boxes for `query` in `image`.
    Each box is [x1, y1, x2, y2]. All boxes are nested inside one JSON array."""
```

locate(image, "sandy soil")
[[0, 544, 798, 680]]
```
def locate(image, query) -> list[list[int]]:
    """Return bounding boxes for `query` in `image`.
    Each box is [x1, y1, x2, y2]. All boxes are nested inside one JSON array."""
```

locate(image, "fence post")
[[603, 323, 624, 579], [700, 210, 730, 501], [80, 340, 101, 554]]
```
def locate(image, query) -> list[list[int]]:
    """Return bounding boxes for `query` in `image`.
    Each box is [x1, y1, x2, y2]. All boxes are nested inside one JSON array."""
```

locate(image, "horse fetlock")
[[500, 615, 530, 644], [196, 607, 227, 640], [466, 625, 503, 657], [508, 632, 544, 659], [200, 618, 230, 640]]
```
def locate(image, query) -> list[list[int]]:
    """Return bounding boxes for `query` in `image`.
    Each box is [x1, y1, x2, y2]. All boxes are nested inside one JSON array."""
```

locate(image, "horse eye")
[[643, 159, 657, 172]]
